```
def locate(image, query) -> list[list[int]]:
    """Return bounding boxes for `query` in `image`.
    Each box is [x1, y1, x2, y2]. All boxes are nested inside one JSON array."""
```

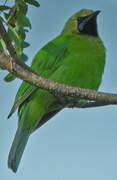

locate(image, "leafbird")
[[8, 9, 105, 172]]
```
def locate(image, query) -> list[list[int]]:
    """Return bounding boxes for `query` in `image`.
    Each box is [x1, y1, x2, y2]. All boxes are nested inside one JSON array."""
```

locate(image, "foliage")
[[0, 0, 40, 82]]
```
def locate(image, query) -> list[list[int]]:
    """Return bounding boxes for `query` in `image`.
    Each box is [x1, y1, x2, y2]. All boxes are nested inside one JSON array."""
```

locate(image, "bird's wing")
[[8, 83, 37, 118], [8, 35, 68, 118]]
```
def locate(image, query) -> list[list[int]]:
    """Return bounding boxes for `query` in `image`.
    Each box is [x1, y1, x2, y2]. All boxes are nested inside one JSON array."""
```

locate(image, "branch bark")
[[0, 17, 117, 107], [0, 51, 117, 106]]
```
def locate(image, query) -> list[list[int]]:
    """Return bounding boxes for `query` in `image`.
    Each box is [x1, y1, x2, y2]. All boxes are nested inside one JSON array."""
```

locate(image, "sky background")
[[0, 0, 117, 179]]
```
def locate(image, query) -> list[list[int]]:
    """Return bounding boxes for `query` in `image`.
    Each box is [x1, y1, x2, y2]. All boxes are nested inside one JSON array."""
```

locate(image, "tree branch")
[[0, 17, 117, 107], [0, 51, 117, 106]]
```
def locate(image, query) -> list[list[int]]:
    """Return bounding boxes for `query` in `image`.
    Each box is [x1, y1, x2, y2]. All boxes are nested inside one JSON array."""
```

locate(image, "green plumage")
[[8, 9, 105, 172]]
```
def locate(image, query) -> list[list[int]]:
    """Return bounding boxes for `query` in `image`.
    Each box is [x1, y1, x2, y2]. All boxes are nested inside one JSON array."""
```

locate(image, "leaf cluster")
[[0, 0, 40, 82]]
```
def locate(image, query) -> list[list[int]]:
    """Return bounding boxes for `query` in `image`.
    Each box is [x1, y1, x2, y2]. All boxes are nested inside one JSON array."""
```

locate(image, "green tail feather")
[[8, 128, 30, 172]]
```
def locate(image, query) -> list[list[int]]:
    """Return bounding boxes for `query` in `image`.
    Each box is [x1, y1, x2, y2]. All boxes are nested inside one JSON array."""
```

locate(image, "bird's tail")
[[8, 128, 30, 173]]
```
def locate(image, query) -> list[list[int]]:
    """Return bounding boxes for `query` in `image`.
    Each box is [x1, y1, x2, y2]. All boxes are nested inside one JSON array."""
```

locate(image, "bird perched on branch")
[[8, 9, 105, 172]]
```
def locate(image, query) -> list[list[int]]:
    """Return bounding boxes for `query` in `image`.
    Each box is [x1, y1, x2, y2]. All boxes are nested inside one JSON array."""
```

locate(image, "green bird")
[[8, 9, 105, 172]]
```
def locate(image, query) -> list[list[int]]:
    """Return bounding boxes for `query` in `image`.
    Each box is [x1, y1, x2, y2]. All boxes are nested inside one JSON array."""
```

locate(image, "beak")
[[83, 10, 101, 23], [90, 10, 101, 17]]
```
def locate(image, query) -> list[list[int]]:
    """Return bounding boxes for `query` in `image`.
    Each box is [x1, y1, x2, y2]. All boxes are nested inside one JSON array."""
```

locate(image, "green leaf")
[[8, 26, 23, 55], [0, 5, 11, 11], [4, 73, 16, 82], [8, 25, 21, 48], [0, 38, 7, 54], [22, 41, 30, 48], [24, 0, 40, 7], [16, 11, 32, 29], [20, 53, 28, 61], [16, 1, 28, 15], [18, 27, 26, 40]]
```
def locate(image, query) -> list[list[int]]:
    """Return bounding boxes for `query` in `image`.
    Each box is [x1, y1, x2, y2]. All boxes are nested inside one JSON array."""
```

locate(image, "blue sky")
[[0, 0, 117, 179]]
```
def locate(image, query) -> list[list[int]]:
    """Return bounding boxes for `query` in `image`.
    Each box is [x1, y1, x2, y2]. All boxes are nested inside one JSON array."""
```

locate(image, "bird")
[[8, 9, 105, 172]]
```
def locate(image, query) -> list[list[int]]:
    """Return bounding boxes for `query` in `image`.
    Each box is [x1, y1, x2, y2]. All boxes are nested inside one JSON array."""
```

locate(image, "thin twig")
[[4, 0, 8, 6]]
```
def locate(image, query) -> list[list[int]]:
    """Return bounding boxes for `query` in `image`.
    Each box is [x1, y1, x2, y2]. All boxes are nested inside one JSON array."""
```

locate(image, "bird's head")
[[62, 9, 100, 37]]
